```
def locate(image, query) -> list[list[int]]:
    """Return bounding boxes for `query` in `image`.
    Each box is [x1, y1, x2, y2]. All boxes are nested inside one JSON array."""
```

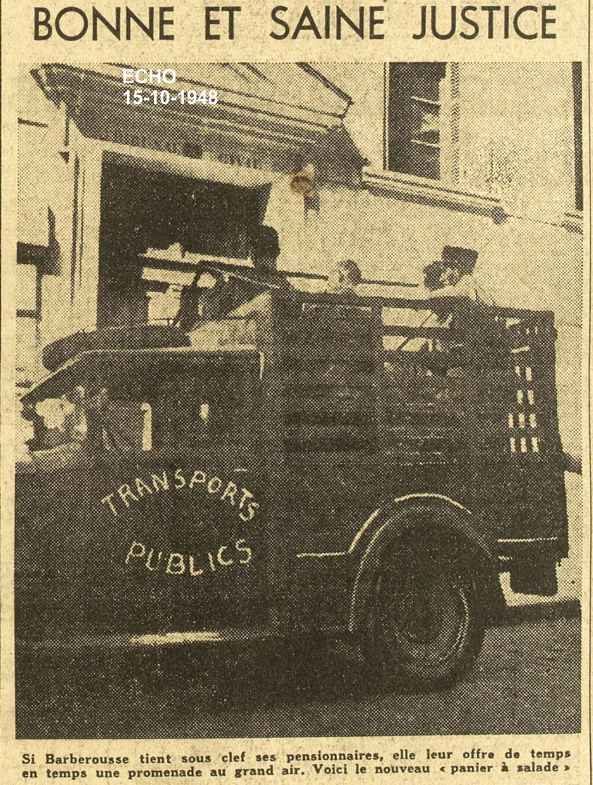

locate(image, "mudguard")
[[348, 495, 505, 633]]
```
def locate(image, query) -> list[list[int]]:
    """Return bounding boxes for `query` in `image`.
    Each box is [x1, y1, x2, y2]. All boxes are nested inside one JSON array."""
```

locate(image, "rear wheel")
[[363, 537, 486, 690]]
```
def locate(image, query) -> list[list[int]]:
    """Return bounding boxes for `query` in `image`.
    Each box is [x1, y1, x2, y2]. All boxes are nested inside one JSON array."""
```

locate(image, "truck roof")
[[20, 346, 262, 404]]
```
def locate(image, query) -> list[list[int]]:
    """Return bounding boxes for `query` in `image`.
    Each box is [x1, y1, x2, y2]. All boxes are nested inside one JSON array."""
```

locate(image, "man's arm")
[[428, 277, 475, 302]]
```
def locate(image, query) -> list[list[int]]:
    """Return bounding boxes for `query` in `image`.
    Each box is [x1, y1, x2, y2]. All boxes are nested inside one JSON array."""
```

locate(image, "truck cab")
[[15, 277, 569, 689]]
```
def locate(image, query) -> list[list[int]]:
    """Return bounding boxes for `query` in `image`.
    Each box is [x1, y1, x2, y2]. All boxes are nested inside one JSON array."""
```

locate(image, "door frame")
[[69, 137, 278, 334]]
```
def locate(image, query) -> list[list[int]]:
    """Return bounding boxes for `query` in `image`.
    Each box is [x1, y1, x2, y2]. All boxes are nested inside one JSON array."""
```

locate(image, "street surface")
[[17, 611, 580, 739]]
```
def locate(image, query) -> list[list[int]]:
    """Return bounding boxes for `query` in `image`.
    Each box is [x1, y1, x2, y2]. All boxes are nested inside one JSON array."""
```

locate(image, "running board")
[[20, 626, 282, 653]]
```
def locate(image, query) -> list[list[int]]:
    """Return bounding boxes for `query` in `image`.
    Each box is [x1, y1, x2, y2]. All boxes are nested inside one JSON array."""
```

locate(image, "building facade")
[[17, 63, 583, 426]]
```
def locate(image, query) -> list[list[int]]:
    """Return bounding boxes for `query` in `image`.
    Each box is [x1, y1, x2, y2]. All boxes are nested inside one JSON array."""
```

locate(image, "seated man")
[[174, 225, 288, 333], [387, 246, 498, 378], [427, 246, 493, 310], [302, 258, 366, 320], [173, 272, 232, 331]]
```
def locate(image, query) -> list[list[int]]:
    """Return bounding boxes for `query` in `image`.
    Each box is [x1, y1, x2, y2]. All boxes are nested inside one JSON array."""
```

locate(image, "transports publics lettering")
[[99, 468, 260, 522]]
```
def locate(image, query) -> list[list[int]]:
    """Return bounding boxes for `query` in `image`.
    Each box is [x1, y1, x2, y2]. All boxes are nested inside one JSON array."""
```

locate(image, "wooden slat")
[[383, 351, 508, 371], [277, 289, 555, 321], [283, 369, 376, 390], [384, 425, 465, 439], [287, 414, 374, 428], [384, 402, 464, 416], [382, 325, 464, 340], [380, 445, 454, 456], [284, 392, 370, 417], [382, 400, 464, 415], [382, 438, 466, 455], [384, 422, 510, 442], [509, 348, 549, 365], [384, 414, 463, 431], [506, 332, 556, 354], [278, 315, 373, 340], [284, 424, 375, 443], [384, 351, 457, 370], [280, 341, 376, 363]]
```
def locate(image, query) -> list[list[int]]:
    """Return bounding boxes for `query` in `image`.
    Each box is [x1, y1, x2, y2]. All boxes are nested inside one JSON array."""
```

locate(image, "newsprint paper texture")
[[0, 0, 590, 783]]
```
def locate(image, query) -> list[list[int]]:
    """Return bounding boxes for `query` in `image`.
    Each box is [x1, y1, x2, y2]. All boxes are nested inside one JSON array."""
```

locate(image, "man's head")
[[439, 265, 462, 288], [432, 246, 478, 288], [326, 259, 362, 294], [442, 246, 478, 273]]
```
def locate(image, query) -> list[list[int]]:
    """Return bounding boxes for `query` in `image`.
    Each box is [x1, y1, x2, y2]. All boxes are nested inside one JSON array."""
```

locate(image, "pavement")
[[16, 602, 581, 739]]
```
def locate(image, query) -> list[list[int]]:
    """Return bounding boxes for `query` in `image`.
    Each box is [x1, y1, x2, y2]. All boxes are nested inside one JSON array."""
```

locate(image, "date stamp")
[[124, 88, 219, 106]]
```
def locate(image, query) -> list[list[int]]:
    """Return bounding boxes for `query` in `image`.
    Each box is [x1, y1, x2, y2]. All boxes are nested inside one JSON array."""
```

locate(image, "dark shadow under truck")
[[15, 276, 569, 691]]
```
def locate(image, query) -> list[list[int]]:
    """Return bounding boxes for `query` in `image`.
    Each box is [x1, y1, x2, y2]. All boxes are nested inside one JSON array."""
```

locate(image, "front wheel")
[[362, 538, 486, 690]]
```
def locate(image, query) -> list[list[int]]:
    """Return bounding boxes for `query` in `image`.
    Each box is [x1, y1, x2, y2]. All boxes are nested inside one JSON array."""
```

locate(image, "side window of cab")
[[21, 386, 153, 458], [150, 367, 258, 450]]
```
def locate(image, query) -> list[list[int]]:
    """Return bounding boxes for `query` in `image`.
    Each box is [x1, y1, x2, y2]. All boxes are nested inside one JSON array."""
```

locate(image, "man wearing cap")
[[426, 245, 501, 363]]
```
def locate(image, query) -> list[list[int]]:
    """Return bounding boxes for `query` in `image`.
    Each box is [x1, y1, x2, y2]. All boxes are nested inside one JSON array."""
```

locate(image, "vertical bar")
[[535, 313, 562, 454], [383, 62, 390, 172], [572, 62, 583, 211], [254, 291, 288, 631], [449, 63, 461, 185], [372, 304, 386, 451]]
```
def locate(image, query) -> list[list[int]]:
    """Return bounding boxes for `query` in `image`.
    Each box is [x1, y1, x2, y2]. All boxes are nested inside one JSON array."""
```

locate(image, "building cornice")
[[362, 168, 505, 222], [30, 63, 366, 185], [31, 64, 345, 148]]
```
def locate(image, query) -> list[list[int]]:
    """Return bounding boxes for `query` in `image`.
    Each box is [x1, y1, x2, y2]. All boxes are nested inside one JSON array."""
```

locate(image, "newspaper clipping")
[[0, 1, 590, 783]]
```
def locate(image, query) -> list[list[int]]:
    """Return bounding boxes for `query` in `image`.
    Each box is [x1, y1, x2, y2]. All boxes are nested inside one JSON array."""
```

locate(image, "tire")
[[362, 535, 486, 690]]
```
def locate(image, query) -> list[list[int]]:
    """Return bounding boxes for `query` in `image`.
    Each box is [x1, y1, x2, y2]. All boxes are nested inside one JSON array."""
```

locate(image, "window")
[[386, 63, 450, 181], [150, 369, 256, 449], [16, 257, 42, 387]]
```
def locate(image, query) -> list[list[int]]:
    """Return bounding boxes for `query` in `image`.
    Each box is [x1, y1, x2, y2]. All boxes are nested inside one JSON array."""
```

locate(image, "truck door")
[[87, 351, 269, 638]]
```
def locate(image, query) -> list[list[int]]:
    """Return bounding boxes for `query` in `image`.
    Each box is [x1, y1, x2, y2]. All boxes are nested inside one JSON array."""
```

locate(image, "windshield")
[[17, 385, 149, 465]]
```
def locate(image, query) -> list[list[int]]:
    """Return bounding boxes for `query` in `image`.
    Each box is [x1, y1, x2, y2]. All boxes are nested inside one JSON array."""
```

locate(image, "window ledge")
[[362, 167, 505, 221], [562, 210, 583, 234]]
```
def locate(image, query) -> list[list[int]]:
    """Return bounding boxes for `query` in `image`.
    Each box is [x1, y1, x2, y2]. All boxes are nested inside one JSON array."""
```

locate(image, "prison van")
[[15, 274, 569, 688]]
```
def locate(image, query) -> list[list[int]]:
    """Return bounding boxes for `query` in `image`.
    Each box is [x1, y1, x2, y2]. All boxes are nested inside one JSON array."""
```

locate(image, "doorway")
[[97, 160, 270, 328]]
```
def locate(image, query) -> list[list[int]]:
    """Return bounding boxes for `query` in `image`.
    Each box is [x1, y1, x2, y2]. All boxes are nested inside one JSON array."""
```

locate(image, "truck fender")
[[348, 495, 504, 634]]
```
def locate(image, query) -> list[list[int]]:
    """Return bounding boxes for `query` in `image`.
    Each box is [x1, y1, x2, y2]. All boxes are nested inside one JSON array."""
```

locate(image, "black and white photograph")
[[13, 61, 584, 742]]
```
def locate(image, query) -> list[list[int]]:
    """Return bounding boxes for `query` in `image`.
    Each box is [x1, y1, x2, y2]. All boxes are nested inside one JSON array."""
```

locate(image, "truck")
[[15, 267, 569, 691]]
